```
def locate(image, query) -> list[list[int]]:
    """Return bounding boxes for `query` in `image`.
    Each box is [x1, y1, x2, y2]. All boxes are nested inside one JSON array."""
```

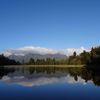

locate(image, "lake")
[[0, 66, 100, 100]]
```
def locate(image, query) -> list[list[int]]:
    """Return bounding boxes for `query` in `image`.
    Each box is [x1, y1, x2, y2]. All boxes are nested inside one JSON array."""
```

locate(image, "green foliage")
[[23, 46, 100, 68], [80, 50, 91, 64], [0, 54, 20, 65], [73, 51, 77, 57], [88, 46, 100, 66], [1, 46, 100, 66], [27, 58, 60, 65]]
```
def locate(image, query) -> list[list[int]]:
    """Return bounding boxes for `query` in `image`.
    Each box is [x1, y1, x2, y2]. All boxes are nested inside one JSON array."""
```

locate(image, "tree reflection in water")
[[0, 66, 100, 86]]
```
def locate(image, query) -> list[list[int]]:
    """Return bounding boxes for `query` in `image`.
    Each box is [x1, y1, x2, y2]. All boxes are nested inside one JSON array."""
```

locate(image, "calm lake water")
[[0, 66, 100, 100]]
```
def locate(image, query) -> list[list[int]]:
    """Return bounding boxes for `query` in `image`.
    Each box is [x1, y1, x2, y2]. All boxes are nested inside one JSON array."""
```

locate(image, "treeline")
[[0, 46, 100, 66], [26, 46, 100, 65], [90, 46, 100, 65], [26, 58, 68, 65], [68, 46, 100, 66], [25, 51, 90, 65], [0, 54, 20, 65]]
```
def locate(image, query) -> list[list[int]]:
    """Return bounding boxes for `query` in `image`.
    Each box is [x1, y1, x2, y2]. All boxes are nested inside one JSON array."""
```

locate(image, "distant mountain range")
[[1, 46, 90, 63], [8, 53, 67, 63]]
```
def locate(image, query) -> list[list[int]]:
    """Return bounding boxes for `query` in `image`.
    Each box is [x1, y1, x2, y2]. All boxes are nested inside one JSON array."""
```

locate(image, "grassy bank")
[[5, 65, 84, 68]]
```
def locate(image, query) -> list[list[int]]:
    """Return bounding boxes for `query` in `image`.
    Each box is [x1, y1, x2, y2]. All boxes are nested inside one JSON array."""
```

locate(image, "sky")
[[0, 0, 100, 51]]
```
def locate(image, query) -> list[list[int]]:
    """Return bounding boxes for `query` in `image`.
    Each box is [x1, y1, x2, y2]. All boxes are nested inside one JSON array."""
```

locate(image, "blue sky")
[[0, 0, 100, 50]]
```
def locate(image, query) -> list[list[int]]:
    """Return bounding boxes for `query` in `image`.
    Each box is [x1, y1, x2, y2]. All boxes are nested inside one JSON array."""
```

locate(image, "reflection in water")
[[0, 66, 100, 87]]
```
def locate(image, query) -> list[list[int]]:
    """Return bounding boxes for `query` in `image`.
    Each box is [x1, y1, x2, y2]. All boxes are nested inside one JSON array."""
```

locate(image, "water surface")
[[0, 66, 100, 100]]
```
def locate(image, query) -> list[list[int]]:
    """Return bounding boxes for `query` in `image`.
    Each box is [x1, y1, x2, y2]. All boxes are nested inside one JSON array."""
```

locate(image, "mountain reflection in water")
[[0, 66, 100, 87]]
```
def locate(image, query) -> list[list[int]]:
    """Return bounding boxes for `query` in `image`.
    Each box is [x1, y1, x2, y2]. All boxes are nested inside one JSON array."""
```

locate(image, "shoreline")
[[4, 65, 84, 67]]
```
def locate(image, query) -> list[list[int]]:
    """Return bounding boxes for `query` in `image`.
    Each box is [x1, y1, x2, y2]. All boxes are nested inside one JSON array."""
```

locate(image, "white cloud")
[[0, 46, 90, 57], [61, 46, 90, 56]]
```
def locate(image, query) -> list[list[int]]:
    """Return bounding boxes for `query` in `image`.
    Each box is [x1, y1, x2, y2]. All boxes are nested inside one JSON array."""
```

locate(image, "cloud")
[[61, 46, 90, 56], [1, 46, 90, 57]]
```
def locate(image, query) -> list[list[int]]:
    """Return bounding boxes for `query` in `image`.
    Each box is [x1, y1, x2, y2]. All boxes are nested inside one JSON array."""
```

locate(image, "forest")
[[0, 46, 100, 68], [26, 46, 100, 67], [0, 54, 20, 65]]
